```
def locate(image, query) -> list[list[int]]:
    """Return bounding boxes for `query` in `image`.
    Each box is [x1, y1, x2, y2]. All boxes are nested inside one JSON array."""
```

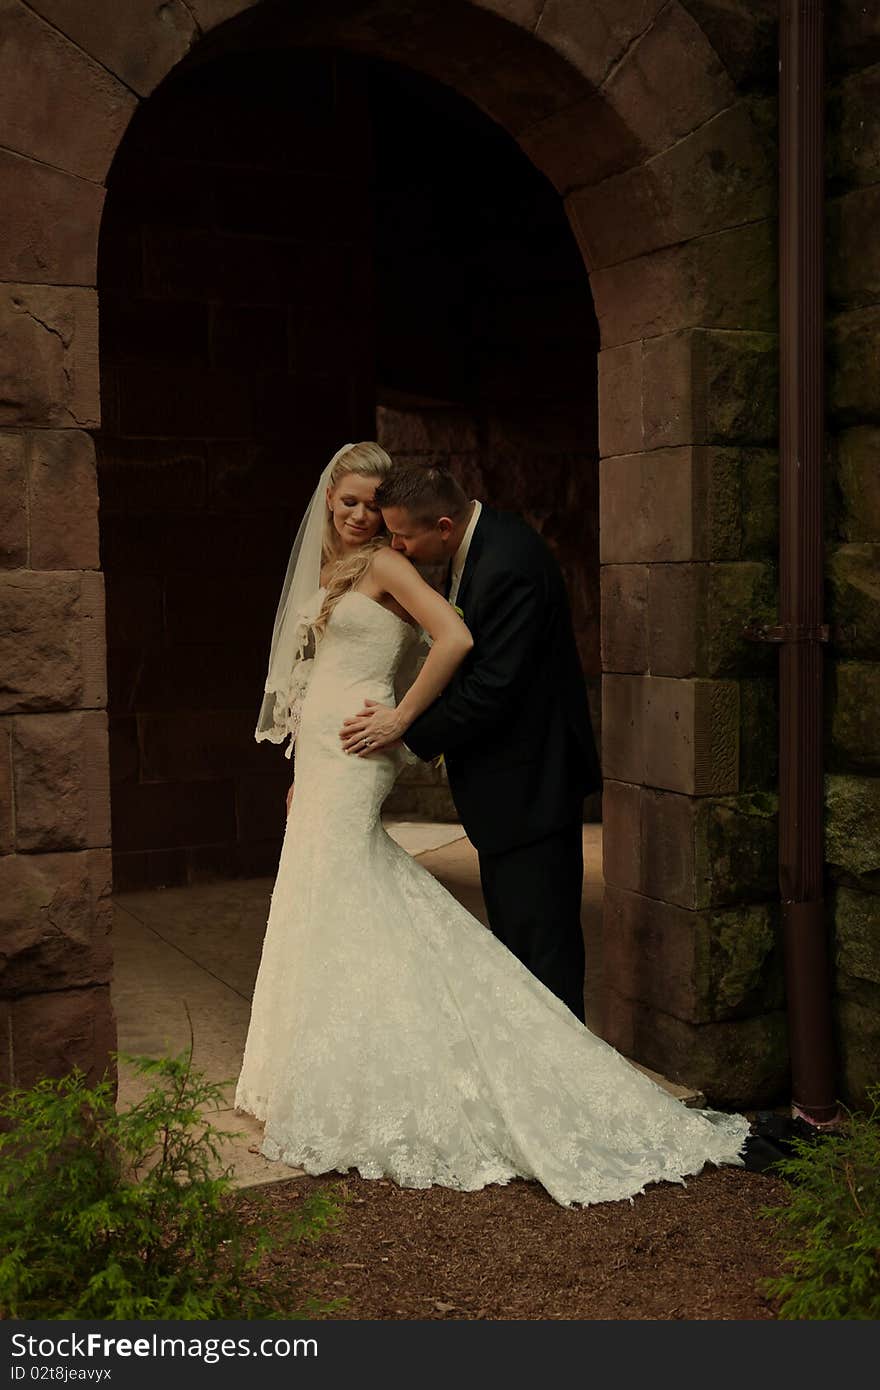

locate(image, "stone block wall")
[[826, 3, 880, 1103], [0, 0, 121, 1086], [96, 49, 376, 891], [572, 76, 786, 1102]]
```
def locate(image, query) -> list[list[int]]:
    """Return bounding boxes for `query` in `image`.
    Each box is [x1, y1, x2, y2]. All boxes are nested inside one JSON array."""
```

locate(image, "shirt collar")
[[450, 499, 482, 586]]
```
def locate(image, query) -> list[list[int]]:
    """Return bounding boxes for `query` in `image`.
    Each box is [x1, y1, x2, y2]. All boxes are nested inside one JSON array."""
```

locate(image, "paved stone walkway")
[[112, 821, 701, 1188]]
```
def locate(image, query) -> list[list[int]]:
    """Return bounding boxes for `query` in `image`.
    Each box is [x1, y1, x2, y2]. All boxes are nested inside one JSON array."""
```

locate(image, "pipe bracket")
[[743, 620, 831, 644]]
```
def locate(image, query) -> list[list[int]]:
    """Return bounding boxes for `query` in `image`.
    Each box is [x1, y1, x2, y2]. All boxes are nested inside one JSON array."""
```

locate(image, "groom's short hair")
[[374, 465, 469, 525]]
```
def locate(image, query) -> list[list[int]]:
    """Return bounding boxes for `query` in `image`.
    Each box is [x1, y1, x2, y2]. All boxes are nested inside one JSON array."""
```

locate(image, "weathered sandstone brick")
[[642, 329, 777, 449], [600, 565, 648, 673], [598, 330, 777, 459], [568, 101, 775, 269], [0, 571, 106, 714], [603, 782, 777, 910], [0, 285, 99, 428], [12, 711, 109, 851], [591, 219, 776, 347], [0, 147, 104, 286], [681, 0, 777, 89], [28, 430, 100, 569], [600, 450, 698, 561], [601, 988, 788, 1105], [603, 884, 781, 1023], [0, 848, 112, 995], [600, 446, 753, 565], [601, 674, 646, 785], [602, 674, 739, 794], [185, 0, 260, 27], [3, 984, 116, 1090], [0, 0, 136, 182], [599, 1, 736, 159], [534, 0, 667, 89], [0, 720, 13, 854], [26, 0, 197, 96], [601, 779, 641, 892], [520, 93, 644, 195], [633, 558, 735, 680], [597, 341, 642, 458], [0, 431, 27, 568]]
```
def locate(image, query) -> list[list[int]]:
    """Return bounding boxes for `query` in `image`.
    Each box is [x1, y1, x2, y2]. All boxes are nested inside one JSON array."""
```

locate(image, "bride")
[[235, 441, 750, 1207]]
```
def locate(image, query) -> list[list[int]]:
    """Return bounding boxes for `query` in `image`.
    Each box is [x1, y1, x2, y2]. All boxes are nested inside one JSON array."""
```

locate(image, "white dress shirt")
[[447, 500, 482, 607]]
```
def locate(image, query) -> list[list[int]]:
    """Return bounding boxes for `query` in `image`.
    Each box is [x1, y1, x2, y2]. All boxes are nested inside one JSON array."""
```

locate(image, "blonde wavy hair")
[[314, 441, 394, 640]]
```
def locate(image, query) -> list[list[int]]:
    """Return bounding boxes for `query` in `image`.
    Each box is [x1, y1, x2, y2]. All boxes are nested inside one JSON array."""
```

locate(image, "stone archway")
[[0, 0, 783, 1105]]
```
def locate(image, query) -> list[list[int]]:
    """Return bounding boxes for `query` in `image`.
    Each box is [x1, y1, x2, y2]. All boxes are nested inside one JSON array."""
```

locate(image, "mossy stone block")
[[702, 330, 779, 445], [738, 677, 778, 790], [604, 989, 790, 1107], [827, 543, 880, 658], [833, 427, 880, 544], [707, 561, 777, 677], [834, 992, 880, 1109], [833, 885, 880, 986], [740, 447, 778, 559], [829, 306, 880, 426], [707, 902, 783, 1018], [825, 773, 880, 877], [705, 792, 778, 907], [830, 661, 880, 771]]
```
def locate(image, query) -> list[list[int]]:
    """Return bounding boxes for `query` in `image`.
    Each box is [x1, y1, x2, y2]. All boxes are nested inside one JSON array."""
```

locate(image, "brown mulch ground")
[[232, 1165, 790, 1320]]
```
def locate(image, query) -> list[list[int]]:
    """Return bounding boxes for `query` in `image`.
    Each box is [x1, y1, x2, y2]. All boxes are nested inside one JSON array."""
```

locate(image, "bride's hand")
[[340, 700, 406, 755]]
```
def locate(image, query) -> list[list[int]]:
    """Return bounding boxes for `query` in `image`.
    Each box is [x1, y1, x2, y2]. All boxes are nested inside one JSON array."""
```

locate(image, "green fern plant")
[[760, 1083, 880, 1319], [0, 1042, 347, 1320]]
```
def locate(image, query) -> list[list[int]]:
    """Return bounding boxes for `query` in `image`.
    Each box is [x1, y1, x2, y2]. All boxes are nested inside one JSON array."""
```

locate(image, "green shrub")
[[760, 1084, 880, 1319], [0, 1046, 347, 1320]]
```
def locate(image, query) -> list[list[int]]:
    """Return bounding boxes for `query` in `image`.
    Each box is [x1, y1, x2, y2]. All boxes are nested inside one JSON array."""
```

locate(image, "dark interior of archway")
[[96, 48, 600, 892]]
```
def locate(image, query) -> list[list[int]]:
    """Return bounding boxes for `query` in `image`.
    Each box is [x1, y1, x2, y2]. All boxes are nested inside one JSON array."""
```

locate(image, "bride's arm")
[[341, 547, 473, 753]]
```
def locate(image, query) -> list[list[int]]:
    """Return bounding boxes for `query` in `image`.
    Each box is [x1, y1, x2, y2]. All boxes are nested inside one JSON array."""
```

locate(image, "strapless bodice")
[[314, 589, 418, 693]]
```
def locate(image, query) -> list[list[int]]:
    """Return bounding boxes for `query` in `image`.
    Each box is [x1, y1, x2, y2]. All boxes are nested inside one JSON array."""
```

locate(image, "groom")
[[340, 464, 600, 1022]]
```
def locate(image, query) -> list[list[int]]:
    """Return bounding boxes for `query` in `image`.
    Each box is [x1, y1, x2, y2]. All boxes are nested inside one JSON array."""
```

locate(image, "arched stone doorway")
[[0, 0, 783, 1105], [97, 47, 601, 885]]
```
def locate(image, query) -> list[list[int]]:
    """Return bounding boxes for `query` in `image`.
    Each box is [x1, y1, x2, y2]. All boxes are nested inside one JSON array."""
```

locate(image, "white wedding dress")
[[235, 589, 750, 1207]]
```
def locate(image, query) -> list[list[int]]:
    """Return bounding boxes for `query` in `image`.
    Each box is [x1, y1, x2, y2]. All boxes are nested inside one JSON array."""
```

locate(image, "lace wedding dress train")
[[235, 590, 749, 1207]]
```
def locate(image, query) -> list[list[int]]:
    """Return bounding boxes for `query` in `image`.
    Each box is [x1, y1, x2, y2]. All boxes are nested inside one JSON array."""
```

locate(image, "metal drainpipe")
[[775, 0, 839, 1125]]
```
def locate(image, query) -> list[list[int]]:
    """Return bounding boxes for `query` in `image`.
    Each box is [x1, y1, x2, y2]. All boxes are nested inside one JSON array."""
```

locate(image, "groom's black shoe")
[[741, 1112, 828, 1175]]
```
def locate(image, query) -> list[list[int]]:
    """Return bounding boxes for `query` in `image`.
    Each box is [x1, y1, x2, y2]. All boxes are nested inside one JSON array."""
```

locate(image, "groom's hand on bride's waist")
[[340, 700, 404, 756]]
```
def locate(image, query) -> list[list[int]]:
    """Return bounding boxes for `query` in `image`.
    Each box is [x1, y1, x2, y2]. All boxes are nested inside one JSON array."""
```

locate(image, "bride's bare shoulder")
[[369, 545, 410, 580]]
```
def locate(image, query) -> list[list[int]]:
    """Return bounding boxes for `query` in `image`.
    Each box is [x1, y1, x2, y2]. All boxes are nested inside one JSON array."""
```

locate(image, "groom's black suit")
[[404, 505, 601, 1021]]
